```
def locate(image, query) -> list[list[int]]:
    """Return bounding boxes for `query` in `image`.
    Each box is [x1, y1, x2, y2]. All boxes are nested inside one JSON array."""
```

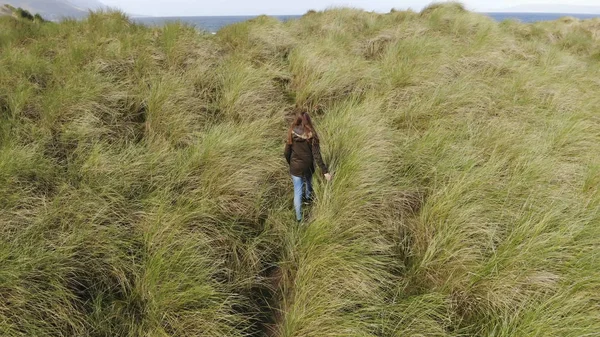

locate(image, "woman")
[[284, 112, 332, 222]]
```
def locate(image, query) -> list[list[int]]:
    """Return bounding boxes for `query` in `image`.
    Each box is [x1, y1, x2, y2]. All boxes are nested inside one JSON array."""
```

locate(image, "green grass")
[[1, 2, 600, 336]]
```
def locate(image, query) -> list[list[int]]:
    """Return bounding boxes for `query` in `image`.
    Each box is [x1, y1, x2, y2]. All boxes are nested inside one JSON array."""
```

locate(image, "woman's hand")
[[324, 173, 332, 181]]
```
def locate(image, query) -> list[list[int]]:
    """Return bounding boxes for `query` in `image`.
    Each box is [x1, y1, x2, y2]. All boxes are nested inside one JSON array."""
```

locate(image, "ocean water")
[[133, 13, 600, 33], [485, 12, 600, 22], [133, 15, 301, 32]]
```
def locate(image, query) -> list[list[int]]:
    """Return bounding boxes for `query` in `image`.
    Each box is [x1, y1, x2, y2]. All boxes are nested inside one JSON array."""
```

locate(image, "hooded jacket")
[[284, 125, 328, 177]]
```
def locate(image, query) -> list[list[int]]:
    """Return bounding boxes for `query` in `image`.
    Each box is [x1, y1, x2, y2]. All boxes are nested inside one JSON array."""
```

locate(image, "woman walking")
[[284, 112, 332, 222]]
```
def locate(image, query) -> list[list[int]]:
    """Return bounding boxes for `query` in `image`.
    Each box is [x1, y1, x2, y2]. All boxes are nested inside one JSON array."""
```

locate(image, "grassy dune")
[[1, 3, 600, 336]]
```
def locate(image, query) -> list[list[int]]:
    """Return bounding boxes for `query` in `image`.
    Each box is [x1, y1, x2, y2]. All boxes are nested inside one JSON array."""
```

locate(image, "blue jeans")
[[292, 174, 313, 221]]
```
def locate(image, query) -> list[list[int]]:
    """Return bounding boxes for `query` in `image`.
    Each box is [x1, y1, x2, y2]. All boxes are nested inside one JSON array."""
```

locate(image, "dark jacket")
[[284, 126, 328, 177]]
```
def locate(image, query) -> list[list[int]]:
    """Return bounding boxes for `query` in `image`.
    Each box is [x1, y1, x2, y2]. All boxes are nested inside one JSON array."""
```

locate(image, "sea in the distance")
[[133, 12, 600, 33]]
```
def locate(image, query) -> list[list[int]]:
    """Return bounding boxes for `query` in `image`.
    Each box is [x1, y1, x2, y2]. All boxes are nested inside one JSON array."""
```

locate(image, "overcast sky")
[[98, 0, 600, 17]]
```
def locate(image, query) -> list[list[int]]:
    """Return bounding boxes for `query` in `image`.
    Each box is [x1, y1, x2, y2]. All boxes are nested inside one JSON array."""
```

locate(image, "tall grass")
[[1, 2, 600, 336]]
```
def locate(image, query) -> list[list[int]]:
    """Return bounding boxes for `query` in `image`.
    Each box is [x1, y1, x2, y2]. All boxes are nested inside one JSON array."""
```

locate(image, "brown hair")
[[287, 112, 319, 145]]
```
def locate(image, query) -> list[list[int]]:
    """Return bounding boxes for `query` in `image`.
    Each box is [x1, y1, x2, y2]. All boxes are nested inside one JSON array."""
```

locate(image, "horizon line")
[[130, 11, 600, 18]]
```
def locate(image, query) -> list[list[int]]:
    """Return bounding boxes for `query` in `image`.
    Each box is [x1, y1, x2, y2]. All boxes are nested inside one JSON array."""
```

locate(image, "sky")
[[98, 0, 600, 17]]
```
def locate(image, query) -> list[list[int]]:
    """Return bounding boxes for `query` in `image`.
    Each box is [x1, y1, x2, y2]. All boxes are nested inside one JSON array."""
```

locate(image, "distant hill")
[[68, 0, 104, 10], [0, 0, 105, 20], [497, 4, 600, 14], [0, 4, 12, 16]]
